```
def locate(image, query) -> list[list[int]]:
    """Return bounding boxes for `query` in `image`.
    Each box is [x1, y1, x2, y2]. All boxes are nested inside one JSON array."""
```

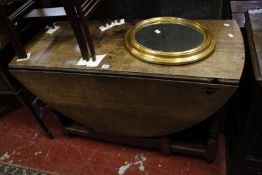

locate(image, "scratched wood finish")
[[10, 20, 245, 83], [9, 20, 245, 137]]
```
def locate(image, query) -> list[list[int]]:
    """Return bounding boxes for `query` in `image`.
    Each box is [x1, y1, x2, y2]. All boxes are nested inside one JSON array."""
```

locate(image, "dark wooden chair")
[[0, 1, 54, 138], [0, 0, 102, 138], [1, 0, 101, 61]]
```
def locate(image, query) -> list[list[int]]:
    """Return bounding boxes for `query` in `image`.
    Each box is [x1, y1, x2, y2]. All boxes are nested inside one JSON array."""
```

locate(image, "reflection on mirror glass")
[[135, 23, 204, 52]]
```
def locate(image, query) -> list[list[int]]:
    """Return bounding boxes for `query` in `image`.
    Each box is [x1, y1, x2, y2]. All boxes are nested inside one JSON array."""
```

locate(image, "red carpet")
[[0, 108, 226, 175]]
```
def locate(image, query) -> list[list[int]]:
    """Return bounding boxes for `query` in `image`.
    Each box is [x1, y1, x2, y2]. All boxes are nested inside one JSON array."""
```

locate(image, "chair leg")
[[61, 0, 90, 60], [16, 90, 54, 139], [61, 0, 96, 61], [0, 6, 28, 58]]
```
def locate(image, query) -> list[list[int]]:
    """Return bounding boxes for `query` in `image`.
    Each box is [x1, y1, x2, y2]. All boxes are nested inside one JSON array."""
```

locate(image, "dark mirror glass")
[[135, 23, 204, 52]]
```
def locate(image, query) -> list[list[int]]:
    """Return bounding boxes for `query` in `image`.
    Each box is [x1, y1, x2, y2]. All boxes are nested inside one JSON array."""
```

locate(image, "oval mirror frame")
[[125, 17, 216, 65]]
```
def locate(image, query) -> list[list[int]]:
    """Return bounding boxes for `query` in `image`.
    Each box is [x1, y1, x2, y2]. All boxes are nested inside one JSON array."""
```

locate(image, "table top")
[[9, 20, 245, 85]]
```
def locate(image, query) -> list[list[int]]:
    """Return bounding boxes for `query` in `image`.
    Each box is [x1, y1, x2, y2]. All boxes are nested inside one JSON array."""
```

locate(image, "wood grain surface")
[[11, 69, 236, 137], [9, 20, 245, 84]]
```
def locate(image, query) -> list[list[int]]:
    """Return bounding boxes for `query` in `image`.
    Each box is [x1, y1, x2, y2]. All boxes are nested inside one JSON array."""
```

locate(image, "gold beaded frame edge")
[[124, 17, 216, 65]]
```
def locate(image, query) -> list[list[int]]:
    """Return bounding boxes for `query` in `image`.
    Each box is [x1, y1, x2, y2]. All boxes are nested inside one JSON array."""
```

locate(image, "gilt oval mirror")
[[125, 17, 216, 65]]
